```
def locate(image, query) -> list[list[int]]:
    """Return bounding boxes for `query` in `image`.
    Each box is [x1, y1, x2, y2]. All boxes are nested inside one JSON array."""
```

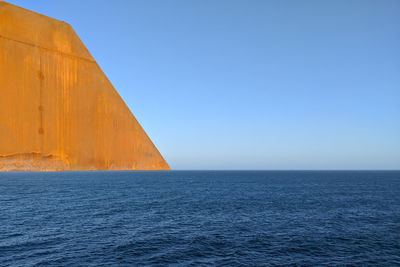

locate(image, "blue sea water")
[[0, 171, 399, 266]]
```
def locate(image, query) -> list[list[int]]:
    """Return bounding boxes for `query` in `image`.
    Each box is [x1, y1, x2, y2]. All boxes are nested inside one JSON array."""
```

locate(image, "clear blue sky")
[[9, 0, 400, 170]]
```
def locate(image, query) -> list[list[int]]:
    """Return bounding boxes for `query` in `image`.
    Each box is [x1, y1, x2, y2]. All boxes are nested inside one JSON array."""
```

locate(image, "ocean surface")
[[0, 171, 399, 266]]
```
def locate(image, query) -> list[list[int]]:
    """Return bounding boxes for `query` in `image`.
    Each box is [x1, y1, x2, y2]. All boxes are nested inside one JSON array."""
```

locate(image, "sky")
[[7, 0, 400, 170]]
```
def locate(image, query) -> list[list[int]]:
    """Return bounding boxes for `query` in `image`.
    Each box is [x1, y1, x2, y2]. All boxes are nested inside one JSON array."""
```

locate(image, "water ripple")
[[0, 171, 399, 266]]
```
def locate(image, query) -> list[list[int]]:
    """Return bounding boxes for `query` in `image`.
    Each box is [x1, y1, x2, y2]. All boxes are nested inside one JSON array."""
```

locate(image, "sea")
[[0, 171, 399, 266]]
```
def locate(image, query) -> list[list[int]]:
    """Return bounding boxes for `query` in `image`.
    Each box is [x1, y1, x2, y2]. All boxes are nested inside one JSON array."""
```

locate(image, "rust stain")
[[0, 152, 69, 171], [0, 1, 170, 171]]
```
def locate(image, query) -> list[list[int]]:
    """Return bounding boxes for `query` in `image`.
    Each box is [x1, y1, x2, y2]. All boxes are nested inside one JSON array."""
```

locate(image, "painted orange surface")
[[0, 2, 170, 171]]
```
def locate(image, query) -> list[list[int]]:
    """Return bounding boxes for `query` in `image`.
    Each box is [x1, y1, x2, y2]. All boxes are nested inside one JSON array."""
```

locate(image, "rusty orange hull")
[[0, 2, 170, 171]]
